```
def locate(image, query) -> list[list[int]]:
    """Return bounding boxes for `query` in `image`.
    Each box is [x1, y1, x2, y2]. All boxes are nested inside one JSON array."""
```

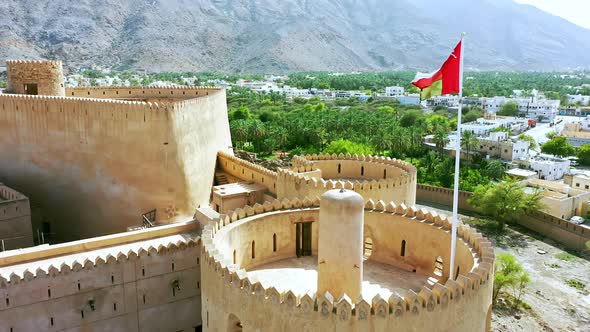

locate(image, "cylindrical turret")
[[6, 60, 65, 96], [317, 189, 364, 300]]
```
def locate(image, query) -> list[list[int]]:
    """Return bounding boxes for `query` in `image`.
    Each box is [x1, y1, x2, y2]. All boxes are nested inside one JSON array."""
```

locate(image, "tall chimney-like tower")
[[317, 189, 364, 300]]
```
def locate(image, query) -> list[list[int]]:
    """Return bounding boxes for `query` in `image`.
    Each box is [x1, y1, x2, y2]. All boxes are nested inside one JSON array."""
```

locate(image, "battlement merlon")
[[201, 197, 494, 325], [5, 59, 63, 67], [0, 220, 200, 277]]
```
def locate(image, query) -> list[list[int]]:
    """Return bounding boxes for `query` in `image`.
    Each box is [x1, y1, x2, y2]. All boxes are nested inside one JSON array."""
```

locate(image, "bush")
[[493, 253, 531, 310], [577, 144, 590, 166]]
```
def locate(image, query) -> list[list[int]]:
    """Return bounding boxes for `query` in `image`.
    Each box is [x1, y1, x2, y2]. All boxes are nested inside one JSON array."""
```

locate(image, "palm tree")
[[423, 151, 439, 175], [461, 130, 478, 163], [433, 128, 450, 158]]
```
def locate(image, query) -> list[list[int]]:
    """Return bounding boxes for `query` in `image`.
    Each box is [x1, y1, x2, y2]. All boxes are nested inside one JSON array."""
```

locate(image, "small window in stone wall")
[[361, 166, 364, 176], [233, 250, 237, 265], [273, 233, 277, 252], [434, 256, 444, 277], [401, 240, 406, 257], [24, 83, 38, 95], [251, 241, 256, 259], [363, 238, 373, 260]]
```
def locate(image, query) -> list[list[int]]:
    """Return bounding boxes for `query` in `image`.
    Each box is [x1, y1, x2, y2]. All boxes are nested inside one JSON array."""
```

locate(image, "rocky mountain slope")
[[1, 0, 589, 72]]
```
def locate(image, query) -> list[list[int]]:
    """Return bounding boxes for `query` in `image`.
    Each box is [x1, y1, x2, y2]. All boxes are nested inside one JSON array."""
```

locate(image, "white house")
[[446, 131, 530, 161], [236, 79, 280, 92], [282, 85, 312, 98], [427, 95, 460, 107], [567, 94, 590, 106], [484, 96, 559, 122], [385, 86, 404, 97], [528, 155, 571, 181]]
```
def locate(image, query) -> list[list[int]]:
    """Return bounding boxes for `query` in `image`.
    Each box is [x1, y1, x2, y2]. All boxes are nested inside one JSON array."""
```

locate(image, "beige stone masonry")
[[200, 197, 494, 331]]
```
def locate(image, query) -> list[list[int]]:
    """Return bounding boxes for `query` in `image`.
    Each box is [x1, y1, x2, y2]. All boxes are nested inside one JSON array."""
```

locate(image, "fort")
[[0, 60, 232, 241], [0, 60, 493, 331]]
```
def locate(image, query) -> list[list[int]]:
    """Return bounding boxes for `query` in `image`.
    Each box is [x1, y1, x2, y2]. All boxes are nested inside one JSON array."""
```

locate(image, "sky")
[[515, 0, 590, 29]]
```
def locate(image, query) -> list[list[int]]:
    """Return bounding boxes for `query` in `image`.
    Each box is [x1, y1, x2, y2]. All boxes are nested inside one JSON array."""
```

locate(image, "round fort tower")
[[318, 189, 364, 300], [6, 60, 65, 96]]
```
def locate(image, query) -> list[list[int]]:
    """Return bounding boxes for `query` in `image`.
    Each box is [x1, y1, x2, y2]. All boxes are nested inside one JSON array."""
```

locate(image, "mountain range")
[[1, 0, 589, 72]]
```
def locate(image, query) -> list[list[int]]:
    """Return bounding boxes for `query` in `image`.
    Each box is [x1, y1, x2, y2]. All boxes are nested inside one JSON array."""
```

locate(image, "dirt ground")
[[417, 204, 590, 332]]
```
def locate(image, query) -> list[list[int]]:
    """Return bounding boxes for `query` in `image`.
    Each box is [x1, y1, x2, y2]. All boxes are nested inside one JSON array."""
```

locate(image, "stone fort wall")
[[216, 152, 278, 195], [277, 154, 417, 206], [0, 89, 232, 241], [417, 184, 590, 251], [6, 60, 65, 96], [0, 221, 202, 332], [200, 198, 494, 332], [0, 184, 34, 250], [66, 86, 220, 100]]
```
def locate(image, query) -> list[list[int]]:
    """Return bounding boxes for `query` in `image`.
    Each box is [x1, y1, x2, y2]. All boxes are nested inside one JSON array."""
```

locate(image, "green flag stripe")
[[420, 79, 443, 100]]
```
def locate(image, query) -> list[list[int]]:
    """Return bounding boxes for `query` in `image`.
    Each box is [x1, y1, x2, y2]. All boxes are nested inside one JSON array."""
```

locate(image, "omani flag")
[[412, 41, 462, 100]]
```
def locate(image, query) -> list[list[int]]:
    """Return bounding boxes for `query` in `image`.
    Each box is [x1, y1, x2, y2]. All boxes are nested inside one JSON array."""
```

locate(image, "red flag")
[[412, 40, 462, 99]]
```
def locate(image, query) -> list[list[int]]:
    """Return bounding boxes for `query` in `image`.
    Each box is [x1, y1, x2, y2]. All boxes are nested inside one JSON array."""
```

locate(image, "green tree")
[[545, 131, 558, 140], [517, 134, 537, 150], [469, 179, 545, 229], [485, 160, 506, 180], [460, 169, 490, 192], [434, 157, 455, 188], [493, 253, 530, 305], [230, 106, 253, 120], [577, 144, 590, 166], [399, 110, 421, 128], [422, 151, 439, 175], [433, 128, 450, 158], [511, 270, 531, 310], [498, 101, 519, 116], [541, 136, 575, 157], [461, 130, 478, 162], [323, 139, 374, 155]]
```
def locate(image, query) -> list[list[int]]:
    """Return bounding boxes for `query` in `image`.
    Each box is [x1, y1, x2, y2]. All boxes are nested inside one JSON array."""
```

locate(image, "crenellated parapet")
[[200, 197, 494, 331], [0, 221, 201, 286], [294, 153, 417, 174], [0, 92, 168, 110], [277, 153, 417, 206], [6, 59, 63, 66], [66, 86, 224, 105], [217, 151, 278, 194]]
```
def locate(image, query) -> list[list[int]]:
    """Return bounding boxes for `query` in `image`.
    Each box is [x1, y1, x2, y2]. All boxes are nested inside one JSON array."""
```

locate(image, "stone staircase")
[[215, 173, 229, 185]]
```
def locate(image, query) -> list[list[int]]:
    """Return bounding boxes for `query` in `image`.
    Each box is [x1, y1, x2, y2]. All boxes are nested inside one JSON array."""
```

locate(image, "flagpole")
[[449, 32, 465, 281]]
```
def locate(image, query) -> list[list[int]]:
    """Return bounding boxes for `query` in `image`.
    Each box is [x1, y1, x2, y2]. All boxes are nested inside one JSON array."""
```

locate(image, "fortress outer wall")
[[0, 89, 232, 241]]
